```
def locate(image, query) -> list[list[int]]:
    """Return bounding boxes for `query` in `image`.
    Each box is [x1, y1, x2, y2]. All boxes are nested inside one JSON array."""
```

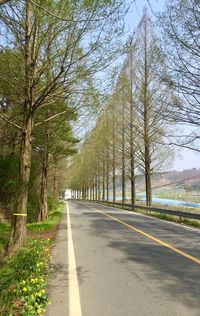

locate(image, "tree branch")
[[0, 114, 22, 130], [34, 109, 71, 127]]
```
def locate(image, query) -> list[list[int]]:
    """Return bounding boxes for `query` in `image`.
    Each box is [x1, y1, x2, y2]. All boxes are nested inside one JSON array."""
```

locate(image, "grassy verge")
[[97, 201, 200, 229], [0, 223, 10, 260], [146, 211, 200, 229], [0, 202, 64, 316], [27, 203, 64, 232]]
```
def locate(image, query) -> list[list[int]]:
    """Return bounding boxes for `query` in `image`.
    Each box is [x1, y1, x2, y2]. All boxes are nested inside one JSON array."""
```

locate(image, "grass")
[[27, 203, 64, 232], [0, 223, 10, 255], [133, 199, 200, 215], [134, 207, 200, 229], [153, 191, 200, 203], [0, 202, 64, 316], [98, 201, 200, 229], [0, 238, 51, 315]]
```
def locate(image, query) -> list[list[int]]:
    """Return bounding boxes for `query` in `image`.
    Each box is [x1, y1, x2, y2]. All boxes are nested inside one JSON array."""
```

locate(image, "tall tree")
[[127, 10, 172, 206], [159, 0, 200, 151], [0, 0, 127, 253]]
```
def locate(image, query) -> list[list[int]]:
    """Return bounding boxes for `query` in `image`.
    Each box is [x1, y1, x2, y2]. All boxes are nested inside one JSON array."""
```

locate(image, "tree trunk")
[[7, 0, 34, 254], [121, 102, 126, 203], [92, 184, 95, 201], [145, 153, 152, 206], [112, 109, 116, 202], [97, 150, 101, 200], [106, 164, 109, 201], [37, 147, 48, 221], [106, 110, 109, 201], [98, 173, 101, 200], [102, 151, 105, 201], [8, 111, 34, 253], [129, 61, 135, 205], [95, 169, 98, 201], [143, 12, 152, 206], [53, 166, 58, 198], [130, 155, 135, 205]]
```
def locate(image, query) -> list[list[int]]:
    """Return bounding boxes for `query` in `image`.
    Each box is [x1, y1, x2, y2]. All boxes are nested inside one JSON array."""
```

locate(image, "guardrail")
[[89, 200, 200, 222]]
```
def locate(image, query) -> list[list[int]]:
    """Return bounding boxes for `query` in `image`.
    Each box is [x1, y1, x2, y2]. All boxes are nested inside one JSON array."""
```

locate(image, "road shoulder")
[[45, 203, 69, 315]]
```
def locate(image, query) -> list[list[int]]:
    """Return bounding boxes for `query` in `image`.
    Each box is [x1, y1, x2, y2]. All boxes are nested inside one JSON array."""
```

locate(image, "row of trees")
[[69, 0, 200, 205], [69, 10, 173, 205], [0, 0, 127, 253]]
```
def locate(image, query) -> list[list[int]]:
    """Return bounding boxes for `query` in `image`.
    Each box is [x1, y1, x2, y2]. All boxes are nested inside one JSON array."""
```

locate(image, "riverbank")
[[107, 191, 200, 210]]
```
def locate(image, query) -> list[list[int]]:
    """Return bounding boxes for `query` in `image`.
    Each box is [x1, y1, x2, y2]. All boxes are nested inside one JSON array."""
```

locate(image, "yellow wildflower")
[[37, 292, 42, 297]]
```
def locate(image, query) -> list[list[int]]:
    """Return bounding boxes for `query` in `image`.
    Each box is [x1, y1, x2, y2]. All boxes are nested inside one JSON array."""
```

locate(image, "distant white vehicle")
[[64, 189, 72, 200]]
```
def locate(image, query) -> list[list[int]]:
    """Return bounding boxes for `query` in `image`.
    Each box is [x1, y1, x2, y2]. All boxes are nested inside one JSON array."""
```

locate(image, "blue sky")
[[124, 0, 200, 171], [125, 0, 164, 30]]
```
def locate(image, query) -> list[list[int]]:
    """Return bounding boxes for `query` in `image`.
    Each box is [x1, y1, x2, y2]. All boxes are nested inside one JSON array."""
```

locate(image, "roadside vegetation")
[[0, 202, 64, 316], [153, 191, 200, 204]]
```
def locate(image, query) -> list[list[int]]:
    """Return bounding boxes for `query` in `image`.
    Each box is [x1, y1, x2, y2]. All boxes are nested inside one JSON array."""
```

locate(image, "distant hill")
[[114, 168, 200, 192], [135, 168, 200, 192]]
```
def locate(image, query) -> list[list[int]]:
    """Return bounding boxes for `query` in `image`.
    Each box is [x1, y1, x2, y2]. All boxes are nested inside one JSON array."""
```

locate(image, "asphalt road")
[[47, 200, 200, 316]]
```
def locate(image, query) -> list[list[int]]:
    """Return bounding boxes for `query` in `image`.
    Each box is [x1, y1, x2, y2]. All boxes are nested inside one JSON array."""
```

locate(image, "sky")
[[124, 0, 200, 172]]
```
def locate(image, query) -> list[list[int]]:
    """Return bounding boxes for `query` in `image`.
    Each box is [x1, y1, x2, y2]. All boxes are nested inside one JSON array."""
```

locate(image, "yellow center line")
[[91, 206, 200, 266]]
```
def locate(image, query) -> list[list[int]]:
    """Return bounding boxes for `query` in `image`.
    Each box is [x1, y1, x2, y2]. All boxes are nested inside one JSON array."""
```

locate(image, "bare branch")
[[0, 114, 22, 130], [34, 109, 71, 127]]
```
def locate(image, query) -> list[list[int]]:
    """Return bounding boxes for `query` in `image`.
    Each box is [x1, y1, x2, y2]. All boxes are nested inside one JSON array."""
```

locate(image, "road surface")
[[46, 200, 200, 316]]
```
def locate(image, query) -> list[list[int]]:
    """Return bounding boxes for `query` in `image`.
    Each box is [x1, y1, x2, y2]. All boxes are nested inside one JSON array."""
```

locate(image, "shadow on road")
[[69, 200, 200, 314]]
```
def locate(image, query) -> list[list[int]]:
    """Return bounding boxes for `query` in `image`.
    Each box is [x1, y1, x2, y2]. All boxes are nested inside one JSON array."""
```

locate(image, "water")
[[108, 194, 200, 208]]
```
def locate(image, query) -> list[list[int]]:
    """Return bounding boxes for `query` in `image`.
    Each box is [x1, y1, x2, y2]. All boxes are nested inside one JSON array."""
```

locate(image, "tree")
[[159, 0, 200, 151], [68, 10, 174, 208], [0, 0, 127, 253], [126, 10, 172, 206], [34, 106, 77, 221]]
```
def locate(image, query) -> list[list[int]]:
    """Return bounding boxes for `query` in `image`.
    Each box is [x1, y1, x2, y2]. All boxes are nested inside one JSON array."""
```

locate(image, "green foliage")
[[47, 195, 60, 212], [0, 155, 18, 218], [0, 49, 24, 103], [0, 223, 10, 256], [27, 202, 64, 231], [0, 238, 51, 315], [27, 193, 39, 223], [0, 202, 64, 314], [83, 0, 112, 7], [0, 155, 18, 189]]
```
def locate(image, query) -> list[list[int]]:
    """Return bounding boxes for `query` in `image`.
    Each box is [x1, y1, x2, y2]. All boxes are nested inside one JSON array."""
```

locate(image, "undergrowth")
[[27, 203, 64, 231], [0, 202, 64, 316], [0, 223, 9, 257], [0, 238, 51, 316]]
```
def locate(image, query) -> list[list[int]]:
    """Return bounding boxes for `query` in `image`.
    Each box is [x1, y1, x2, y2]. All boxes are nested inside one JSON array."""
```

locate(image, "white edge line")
[[66, 202, 83, 316]]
